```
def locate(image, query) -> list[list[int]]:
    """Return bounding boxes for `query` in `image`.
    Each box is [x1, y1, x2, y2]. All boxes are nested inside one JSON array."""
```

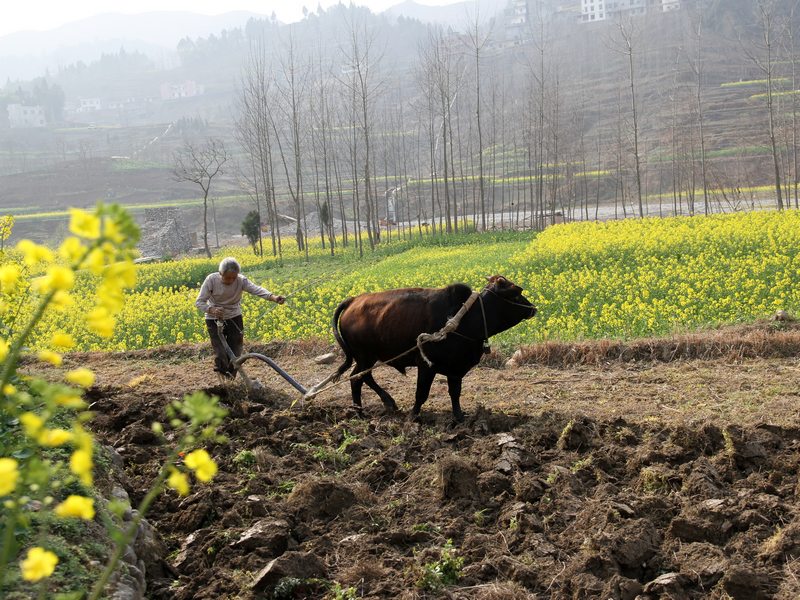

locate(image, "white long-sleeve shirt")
[[195, 272, 273, 320]]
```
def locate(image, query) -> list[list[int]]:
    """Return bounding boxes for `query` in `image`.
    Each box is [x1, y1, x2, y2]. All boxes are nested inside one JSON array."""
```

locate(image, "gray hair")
[[218, 257, 241, 274]]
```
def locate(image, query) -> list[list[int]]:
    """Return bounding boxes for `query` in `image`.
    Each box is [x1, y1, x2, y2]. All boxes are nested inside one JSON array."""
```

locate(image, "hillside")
[[29, 320, 800, 598]]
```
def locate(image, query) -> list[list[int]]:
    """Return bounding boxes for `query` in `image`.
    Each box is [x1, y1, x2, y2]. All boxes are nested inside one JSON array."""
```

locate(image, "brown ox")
[[331, 275, 536, 421]]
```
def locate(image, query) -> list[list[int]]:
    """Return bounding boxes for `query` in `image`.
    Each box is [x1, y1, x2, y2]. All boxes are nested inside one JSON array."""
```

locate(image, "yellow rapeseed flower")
[[167, 469, 190, 496], [41, 265, 75, 292], [16, 239, 54, 266], [58, 236, 84, 263], [54, 495, 95, 520], [0, 338, 8, 362], [70, 449, 93, 486], [38, 428, 74, 447], [0, 458, 19, 496], [103, 218, 125, 244], [50, 290, 75, 312], [20, 412, 44, 438], [54, 392, 86, 409], [51, 332, 76, 349], [20, 547, 58, 582], [3, 384, 16, 395], [184, 449, 218, 482], [65, 368, 95, 388], [68, 208, 101, 239], [0, 264, 20, 290], [86, 307, 115, 338], [85, 248, 106, 275], [38, 350, 62, 366]]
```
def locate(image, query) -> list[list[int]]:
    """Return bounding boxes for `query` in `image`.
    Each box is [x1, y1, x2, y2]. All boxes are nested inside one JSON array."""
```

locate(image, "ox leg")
[[349, 365, 367, 413], [410, 367, 436, 422], [361, 373, 399, 412], [446, 375, 465, 423]]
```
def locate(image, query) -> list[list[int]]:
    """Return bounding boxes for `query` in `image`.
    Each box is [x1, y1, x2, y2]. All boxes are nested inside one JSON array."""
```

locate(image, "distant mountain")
[[0, 11, 267, 81], [382, 0, 506, 27]]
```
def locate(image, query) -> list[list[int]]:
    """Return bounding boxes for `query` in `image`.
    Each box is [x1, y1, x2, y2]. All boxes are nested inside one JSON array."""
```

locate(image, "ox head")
[[484, 275, 537, 322]]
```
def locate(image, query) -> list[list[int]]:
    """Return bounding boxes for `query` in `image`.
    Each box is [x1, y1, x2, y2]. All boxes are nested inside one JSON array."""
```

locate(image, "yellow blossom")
[[66, 368, 95, 388], [0, 458, 19, 496], [38, 428, 74, 447], [184, 449, 218, 482], [70, 449, 93, 486], [103, 218, 125, 244], [36, 265, 75, 292], [0, 338, 8, 362], [86, 307, 115, 338], [50, 290, 75, 312], [58, 236, 85, 263], [51, 332, 76, 349], [54, 392, 86, 409], [68, 208, 101, 239], [105, 261, 137, 288], [0, 264, 20, 290], [85, 248, 106, 275], [97, 283, 125, 312], [38, 350, 62, 366], [167, 469, 190, 496], [20, 412, 44, 438], [16, 239, 54, 266], [54, 495, 95, 520], [20, 547, 59, 582], [3, 384, 16, 395]]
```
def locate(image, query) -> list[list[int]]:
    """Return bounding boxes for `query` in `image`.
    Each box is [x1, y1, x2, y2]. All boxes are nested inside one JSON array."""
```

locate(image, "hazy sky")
[[2, 0, 468, 37]]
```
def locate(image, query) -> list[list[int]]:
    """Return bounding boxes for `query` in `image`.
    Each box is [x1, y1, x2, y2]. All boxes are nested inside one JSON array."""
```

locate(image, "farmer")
[[195, 257, 285, 380]]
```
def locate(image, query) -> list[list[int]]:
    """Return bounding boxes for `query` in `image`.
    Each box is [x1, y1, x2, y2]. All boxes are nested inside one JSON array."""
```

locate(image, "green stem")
[[0, 291, 55, 392], [0, 510, 18, 590], [87, 434, 193, 600]]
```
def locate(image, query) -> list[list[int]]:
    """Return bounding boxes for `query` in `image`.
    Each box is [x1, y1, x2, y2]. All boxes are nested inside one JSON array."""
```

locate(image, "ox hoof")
[[408, 411, 422, 424], [452, 411, 466, 424], [348, 404, 365, 416]]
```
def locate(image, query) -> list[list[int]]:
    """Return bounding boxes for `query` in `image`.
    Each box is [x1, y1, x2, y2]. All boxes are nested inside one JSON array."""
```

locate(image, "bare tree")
[[173, 138, 228, 258], [744, 0, 788, 210], [611, 18, 645, 218]]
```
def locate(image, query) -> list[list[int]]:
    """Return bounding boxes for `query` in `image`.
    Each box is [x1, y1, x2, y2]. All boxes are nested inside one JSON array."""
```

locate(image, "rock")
[[230, 519, 291, 555], [251, 551, 326, 593], [244, 495, 270, 518], [314, 352, 336, 364], [643, 572, 690, 599], [774, 309, 792, 321], [172, 530, 211, 573]]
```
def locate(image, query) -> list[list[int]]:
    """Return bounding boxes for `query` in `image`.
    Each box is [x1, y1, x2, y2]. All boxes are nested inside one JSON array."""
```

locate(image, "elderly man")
[[195, 257, 285, 379]]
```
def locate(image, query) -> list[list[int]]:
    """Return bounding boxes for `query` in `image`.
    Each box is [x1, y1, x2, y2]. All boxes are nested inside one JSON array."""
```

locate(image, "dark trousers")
[[206, 315, 244, 377]]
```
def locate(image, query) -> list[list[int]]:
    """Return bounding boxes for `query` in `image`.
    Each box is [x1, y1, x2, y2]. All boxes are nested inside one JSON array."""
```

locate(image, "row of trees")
[[177, 1, 800, 259]]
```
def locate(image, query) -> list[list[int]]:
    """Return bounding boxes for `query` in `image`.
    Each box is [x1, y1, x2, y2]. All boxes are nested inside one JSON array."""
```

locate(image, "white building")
[[160, 80, 204, 100], [7, 104, 46, 128], [78, 98, 102, 112], [581, 0, 678, 22]]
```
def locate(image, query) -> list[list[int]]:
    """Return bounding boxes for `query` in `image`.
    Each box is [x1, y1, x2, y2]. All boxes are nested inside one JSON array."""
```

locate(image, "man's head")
[[219, 257, 240, 285]]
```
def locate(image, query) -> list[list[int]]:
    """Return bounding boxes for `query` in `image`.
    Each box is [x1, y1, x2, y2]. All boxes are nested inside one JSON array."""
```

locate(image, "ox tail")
[[331, 297, 355, 381]]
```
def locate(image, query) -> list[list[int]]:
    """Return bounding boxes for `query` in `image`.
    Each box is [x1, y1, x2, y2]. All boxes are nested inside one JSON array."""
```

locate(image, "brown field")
[[30, 322, 800, 599]]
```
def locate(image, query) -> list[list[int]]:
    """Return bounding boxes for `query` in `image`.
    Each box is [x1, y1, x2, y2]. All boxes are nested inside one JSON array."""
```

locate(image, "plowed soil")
[[46, 327, 800, 599]]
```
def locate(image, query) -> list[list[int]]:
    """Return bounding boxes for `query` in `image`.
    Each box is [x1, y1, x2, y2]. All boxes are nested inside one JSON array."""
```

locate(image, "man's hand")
[[272, 295, 286, 305], [209, 307, 224, 319]]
